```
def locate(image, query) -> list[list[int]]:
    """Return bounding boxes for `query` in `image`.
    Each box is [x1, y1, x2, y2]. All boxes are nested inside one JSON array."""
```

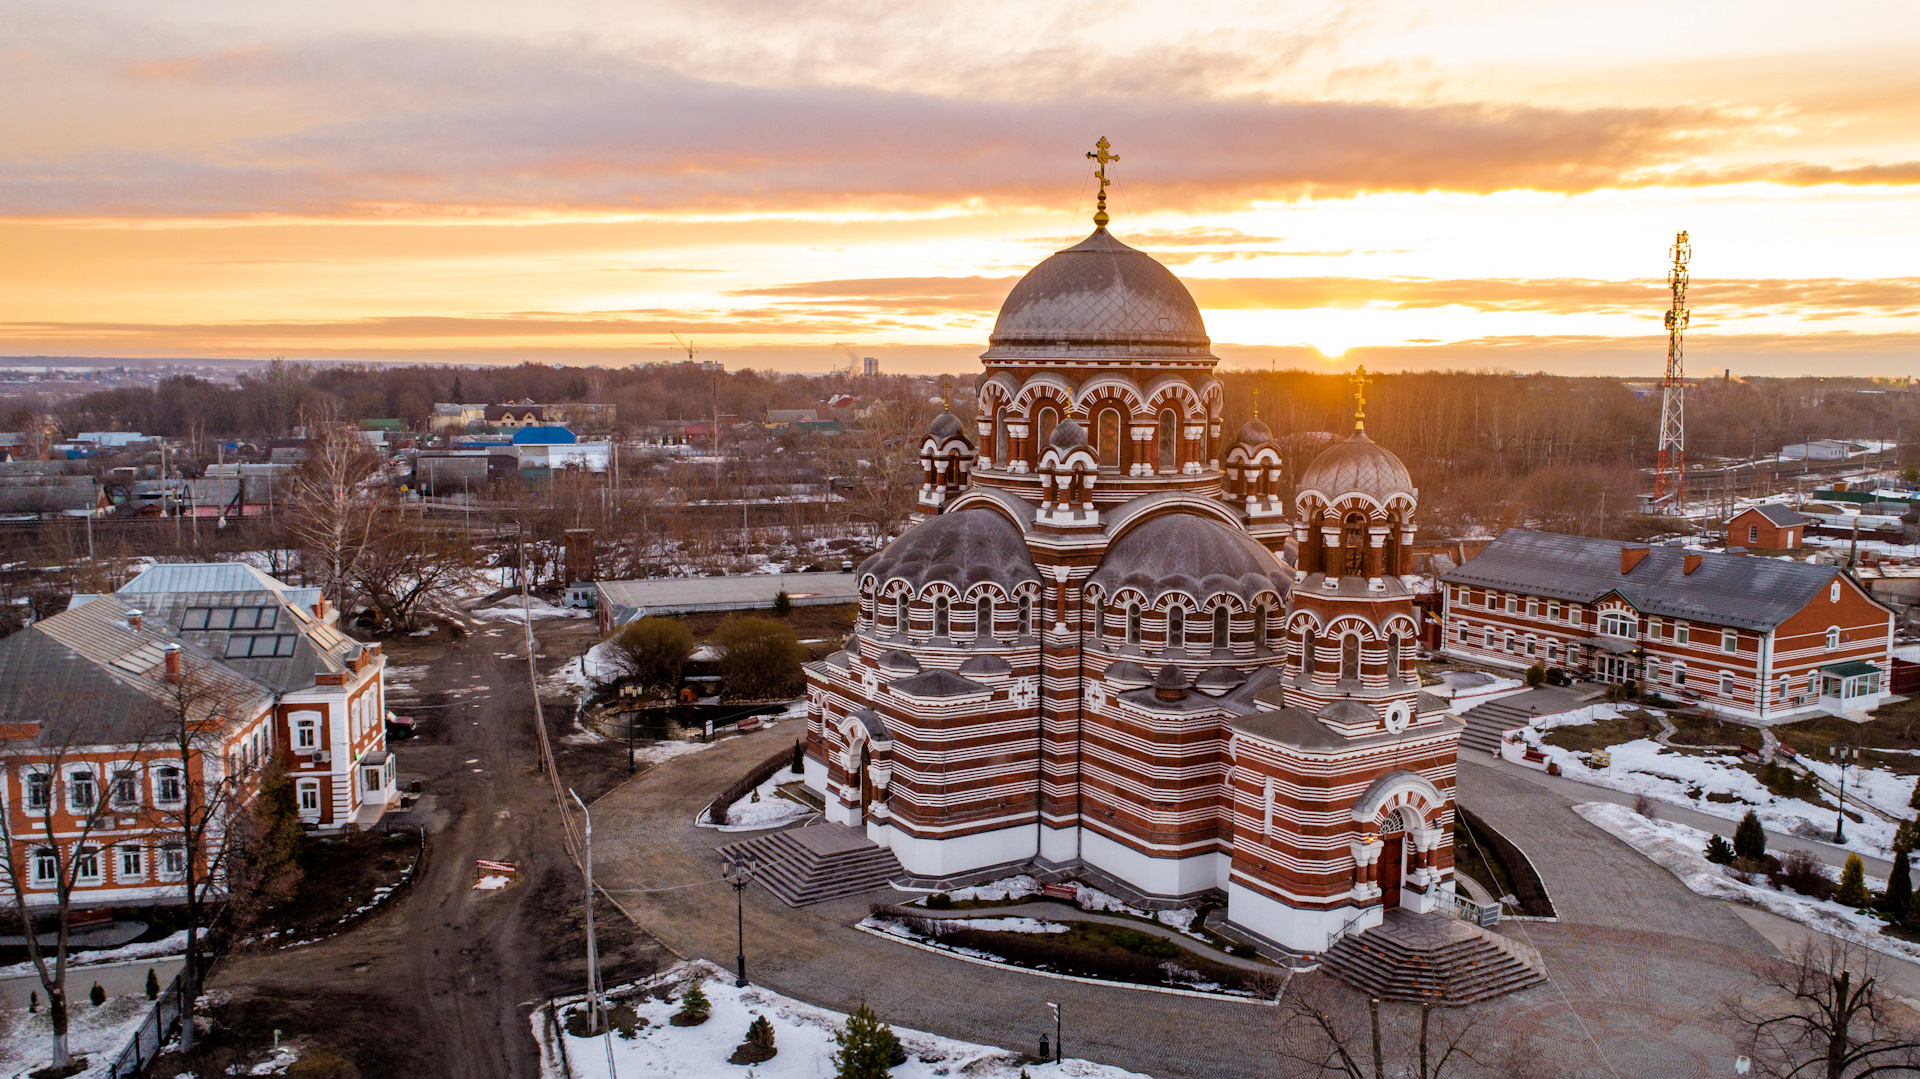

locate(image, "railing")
[[105, 968, 187, 1079], [1436, 887, 1501, 928]]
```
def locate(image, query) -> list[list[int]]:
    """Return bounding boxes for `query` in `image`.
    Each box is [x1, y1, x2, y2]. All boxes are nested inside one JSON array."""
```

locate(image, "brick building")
[[1439, 530, 1893, 720], [1727, 504, 1807, 550]]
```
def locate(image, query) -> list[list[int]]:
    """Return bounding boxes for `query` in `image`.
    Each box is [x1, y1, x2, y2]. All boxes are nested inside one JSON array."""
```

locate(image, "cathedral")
[[801, 155, 1463, 953]]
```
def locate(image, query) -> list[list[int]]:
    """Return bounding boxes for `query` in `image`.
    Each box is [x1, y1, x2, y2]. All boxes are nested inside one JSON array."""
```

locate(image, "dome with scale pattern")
[[986, 228, 1209, 351], [1296, 431, 1415, 506]]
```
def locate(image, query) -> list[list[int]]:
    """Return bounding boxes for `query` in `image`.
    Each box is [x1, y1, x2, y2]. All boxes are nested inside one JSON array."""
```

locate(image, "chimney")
[[1684, 553, 1703, 574], [1620, 546, 1651, 574], [163, 643, 181, 684], [127, 609, 142, 631]]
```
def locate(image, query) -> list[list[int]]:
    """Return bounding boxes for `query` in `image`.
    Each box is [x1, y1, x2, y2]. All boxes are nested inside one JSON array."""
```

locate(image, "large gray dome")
[[1087, 513, 1291, 605], [988, 229, 1209, 349], [1297, 432, 1415, 505], [859, 508, 1040, 593]]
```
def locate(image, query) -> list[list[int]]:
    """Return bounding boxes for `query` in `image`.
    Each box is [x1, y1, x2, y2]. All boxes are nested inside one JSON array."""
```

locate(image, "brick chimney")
[[127, 609, 142, 631], [163, 643, 181, 684], [1684, 553, 1703, 575], [1620, 546, 1651, 574]]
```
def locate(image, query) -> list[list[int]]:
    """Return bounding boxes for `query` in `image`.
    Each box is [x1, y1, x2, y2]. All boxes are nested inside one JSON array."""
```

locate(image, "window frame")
[[119, 844, 144, 881], [1722, 629, 1739, 654]]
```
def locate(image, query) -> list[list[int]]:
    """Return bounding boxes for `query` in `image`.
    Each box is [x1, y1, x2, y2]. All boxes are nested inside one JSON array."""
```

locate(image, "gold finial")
[[1350, 365, 1372, 432], [1086, 136, 1120, 229], [941, 378, 952, 411], [1252, 389, 1259, 418]]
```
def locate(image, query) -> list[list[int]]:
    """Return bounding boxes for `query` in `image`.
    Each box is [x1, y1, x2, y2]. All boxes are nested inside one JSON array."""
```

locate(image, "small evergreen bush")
[[925, 893, 953, 910], [1704, 834, 1735, 865], [673, 984, 712, 1026], [89, 981, 105, 1007], [145, 967, 159, 1001], [731, 1014, 778, 1064], [1525, 664, 1546, 687], [1733, 810, 1767, 862], [832, 1002, 902, 1079], [1882, 848, 1912, 921], [773, 590, 793, 617], [1836, 853, 1871, 908]]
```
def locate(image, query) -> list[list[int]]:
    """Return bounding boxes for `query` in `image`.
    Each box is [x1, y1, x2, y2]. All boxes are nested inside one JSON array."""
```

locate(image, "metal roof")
[[1733, 504, 1806, 528], [116, 562, 321, 607], [1440, 529, 1847, 631], [1820, 660, 1880, 677], [596, 573, 859, 619], [985, 227, 1210, 351]]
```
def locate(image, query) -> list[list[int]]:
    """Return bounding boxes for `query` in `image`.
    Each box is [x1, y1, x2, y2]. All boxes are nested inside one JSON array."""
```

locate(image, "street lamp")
[[1832, 743, 1860, 844], [724, 858, 755, 987], [1045, 1002, 1061, 1063], [568, 788, 605, 1032]]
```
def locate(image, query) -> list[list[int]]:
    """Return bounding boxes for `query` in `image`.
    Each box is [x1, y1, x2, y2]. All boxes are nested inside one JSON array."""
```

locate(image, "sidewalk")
[[0, 955, 182, 1010]]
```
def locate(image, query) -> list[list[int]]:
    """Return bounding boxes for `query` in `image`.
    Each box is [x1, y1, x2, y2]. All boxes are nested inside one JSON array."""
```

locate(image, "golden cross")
[[941, 378, 952, 411], [1252, 389, 1260, 419], [1350, 365, 1372, 432], [1086, 136, 1120, 228]]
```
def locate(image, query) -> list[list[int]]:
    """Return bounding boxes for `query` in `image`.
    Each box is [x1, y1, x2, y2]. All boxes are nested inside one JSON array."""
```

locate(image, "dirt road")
[[207, 616, 667, 1078]]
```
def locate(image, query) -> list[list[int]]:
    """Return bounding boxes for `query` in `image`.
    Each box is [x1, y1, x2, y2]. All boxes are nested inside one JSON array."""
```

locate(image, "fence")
[[1436, 887, 1501, 928], [105, 967, 189, 1079], [706, 743, 801, 824]]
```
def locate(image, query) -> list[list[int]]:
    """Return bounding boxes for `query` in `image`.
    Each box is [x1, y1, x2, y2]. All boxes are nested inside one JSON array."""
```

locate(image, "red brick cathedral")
[[803, 198, 1462, 952]]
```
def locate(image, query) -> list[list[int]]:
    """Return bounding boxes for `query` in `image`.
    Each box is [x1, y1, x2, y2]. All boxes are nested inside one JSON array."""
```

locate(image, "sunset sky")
[[5, 0, 1920, 376]]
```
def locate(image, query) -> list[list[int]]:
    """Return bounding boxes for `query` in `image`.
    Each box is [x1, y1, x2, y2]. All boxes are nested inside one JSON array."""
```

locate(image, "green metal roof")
[[1819, 660, 1881, 678]]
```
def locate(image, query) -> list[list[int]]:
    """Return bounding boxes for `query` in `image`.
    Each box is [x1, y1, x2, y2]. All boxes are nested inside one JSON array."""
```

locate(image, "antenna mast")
[[1654, 231, 1691, 512]]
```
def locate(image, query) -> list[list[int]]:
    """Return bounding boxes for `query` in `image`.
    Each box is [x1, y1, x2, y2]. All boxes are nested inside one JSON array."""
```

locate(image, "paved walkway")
[[591, 726, 1806, 1079]]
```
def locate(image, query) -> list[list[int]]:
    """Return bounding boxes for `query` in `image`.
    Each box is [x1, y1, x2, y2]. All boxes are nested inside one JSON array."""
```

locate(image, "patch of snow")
[[703, 768, 809, 831], [938, 917, 1071, 934], [635, 739, 714, 766], [0, 989, 160, 1078], [549, 640, 625, 698], [1574, 802, 1920, 965], [1075, 885, 1148, 917], [689, 644, 724, 662], [470, 595, 589, 622], [1154, 908, 1202, 937], [535, 960, 1155, 1079], [943, 875, 1042, 902], [1800, 759, 1920, 821], [0, 930, 188, 979], [474, 874, 513, 891]]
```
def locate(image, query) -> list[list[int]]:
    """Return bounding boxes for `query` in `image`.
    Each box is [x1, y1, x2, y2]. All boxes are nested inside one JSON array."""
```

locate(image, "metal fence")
[[104, 971, 186, 1079], [1437, 888, 1502, 928]]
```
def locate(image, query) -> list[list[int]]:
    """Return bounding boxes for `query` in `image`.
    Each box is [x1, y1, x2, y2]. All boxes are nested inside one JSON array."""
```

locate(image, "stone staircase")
[[1459, 698, 1535, 754], [716, 823, 904, 907], [1318, 909, 1548, 1004]]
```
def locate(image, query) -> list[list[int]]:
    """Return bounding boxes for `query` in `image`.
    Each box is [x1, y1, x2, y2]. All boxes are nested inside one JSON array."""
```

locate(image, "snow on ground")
[[707, 767, 811, 831], [475, 874, 513, 891], [0, 932, 188, 980], [634, 739, 715, 766], [470, 595, 591, 621], [933, 917, 1071, 934], [0, 990, 156, 1079], [1527, 734, 1904, 857], [1800, 758, 1920, 821], [536, 960, 1153, 1079], [1074, 885, 1148, 917], [550, 640, 624, 697], [941, 875, 1042, 902], [1435, 671, 1528, 713], [1528, 703, 1635, 732], [1574, 802, 1920, 965]]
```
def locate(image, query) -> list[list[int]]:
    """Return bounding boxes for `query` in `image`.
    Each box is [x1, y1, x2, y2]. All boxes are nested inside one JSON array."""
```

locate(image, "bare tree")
[[837, 399, 929, 542], [1731, 938, 1920, 1078], [1272, 974, 1481, 1079], [0, 698, 164, 1071], [348, 504, 482, 632], [285, 423, 384, 617]]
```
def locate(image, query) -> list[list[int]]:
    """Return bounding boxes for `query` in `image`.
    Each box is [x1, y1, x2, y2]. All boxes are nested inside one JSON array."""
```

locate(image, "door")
[[1379, 833, 1405, 909], [854, 743, 870, 826]]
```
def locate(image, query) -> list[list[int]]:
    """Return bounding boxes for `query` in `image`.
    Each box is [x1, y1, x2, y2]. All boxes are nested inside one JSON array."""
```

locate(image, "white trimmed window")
[[1527, 597, 1539, 617], [296, 718, 317, 750], [1674, 662, 1687, 686], [297, 779, 321, 815], [1483, 591, 1496, 610], [111, 768, 139, 808], [1599, 612, 1637, 639], [1722, 630, 1739, 654], [160, 845, 187, 878], [1505, 594, 1518, 613], [1720, 671, 1736, 697], [25, 771, 50, 812], [68, 769, 97, 812], [32, 848, 56, 885], [1167, 605, 1185, 651], [1826, 626, 1841, 650], [1017, 594, 1032, 637], [155, 766, 183, 805], [1675, 623, 1690, 645], [1126, 603, 1142, 645], [932, 595, 949, 638], [976, 595, 993, 642], [119, 845, 144, 881], [73, 846, 101, 883], [1830, 581, 1841, 603]]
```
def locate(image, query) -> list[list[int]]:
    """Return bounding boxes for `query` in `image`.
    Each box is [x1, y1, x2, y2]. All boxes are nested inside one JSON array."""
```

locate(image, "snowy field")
[[470, 594, 592, 622], [1523, 716, 1911, 858], [704, 766, 812, 831], [536, 960, 1153, 1079], [1575, 803, 1920, 966], [0, 990, 154, 1079]]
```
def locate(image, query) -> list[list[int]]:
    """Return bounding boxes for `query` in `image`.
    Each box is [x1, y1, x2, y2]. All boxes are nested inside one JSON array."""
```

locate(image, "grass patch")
[[882, 915, 1255, 993], [1776, 707, 1920, 776], [1540, 710, 1666, 753], [1666, 712, 1749, 747]]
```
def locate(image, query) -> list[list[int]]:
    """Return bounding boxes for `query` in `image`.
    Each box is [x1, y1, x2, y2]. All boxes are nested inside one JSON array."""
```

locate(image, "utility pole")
[[568, 789, 604, 1030], [1654, 231, 1692, 512]]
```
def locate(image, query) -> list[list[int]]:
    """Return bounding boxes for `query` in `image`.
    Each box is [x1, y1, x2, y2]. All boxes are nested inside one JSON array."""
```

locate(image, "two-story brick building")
[[0, 564, 394, 909], [1439, 529, 1894, 721]]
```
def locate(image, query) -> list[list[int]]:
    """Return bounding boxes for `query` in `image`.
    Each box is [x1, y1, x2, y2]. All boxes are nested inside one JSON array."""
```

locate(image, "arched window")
[[1168, 605, 1185, 651], [976, 595, 993, 641], [1212, 606, 1229, 652], [994, 406, 1007, 467], [1126, 603, 1142, 646], [1342, 513, 1367, 577], [933, 595, 949, 638], [1036, 406, 1059, 455], [1097, 407, 1122, 469], [1018, 594, 1032, 636], [1157, 409, 1178, 473], [1826, 626, 1841, 650], [1254, 606, 1268, 652], [896, 594, 910, 635], [1341, 634, 1359, 680], [1388, 634, 1401, 682], [1303, 627, 1318, 677]]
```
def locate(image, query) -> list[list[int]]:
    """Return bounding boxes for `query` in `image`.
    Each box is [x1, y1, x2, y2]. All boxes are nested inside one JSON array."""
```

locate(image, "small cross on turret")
[[1086, 136, 1120, 228], [1350, 366, 1372, 433]]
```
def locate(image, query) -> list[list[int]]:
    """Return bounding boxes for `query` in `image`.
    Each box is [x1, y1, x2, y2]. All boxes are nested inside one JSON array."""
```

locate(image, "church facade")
[[801, 186, 1463, 953]]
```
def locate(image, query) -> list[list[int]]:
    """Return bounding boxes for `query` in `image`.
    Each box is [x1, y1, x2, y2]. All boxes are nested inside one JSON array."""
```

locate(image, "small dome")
[[1152, 663, 1190, 701], [1235, 416, 1274, 446], [988, 229, 1209, 351], [1296, 432, 1414, 505], [1088, 513, 1292, 606], [1048, 419, 1088, 451], [928, 411, 969, 444], [1105, 660, 1152, 688], [958, 653, 1012, 677], [1315, 700, 1375, 726], [878, 649, 921, 674], [1195, 667, 1247, 696], [860, 509, 1040, 593]]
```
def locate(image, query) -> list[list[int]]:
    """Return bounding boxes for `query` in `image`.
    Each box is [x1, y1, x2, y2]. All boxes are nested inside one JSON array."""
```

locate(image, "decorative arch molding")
[[1139, 374, 1204, 420], [977, 372, 1021, 409], [1101, 492, 1248, 545], [939, 489, 1037, 533], [1322, 613, 1381, 637], [1350, 770, 1445, 827], [1013, 373, 1075, 412], [1072, 375, 1147, 415], [1381, 613, 1421, 639]]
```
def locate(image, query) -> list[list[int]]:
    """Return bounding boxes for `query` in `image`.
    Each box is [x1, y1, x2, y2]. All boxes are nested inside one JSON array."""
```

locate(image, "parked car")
[[385, 710, 418, 740]]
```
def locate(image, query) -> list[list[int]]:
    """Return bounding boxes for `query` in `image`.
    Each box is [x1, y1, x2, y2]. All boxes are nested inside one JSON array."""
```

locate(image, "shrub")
[[1229, 943, 1257, 958], [673, 984, 712, 1026], [925, 893, 953, 910], [1772, 850, 1835, 901], [1882, 848, 1912, 921], [773, 590, 792, 617], [716, 615, 807, 700], [1139, 938, 1180, 959], [1525, 664, 1546, 687], [1704, 834, 1735, 865], [609, 617, 695, 695], [832, 1002, 902, 1079], [791, 738, 805, 774], [731, 1014, 779, 1065], [1836, 853, 1871, 908], [1733, 809, 1767, 863], [89, 981, 105, 1007], [145, 967, 159, 1001], [1109, 928, 1150, 950], [1911, 777, 1920, 813], [1545, 667, 1570, 686], [28, 991, 36, 1013]]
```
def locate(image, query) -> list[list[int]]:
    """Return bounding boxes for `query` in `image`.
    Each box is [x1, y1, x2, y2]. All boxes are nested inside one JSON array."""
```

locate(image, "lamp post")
[[1833, 743, 1858, 844], [568, 788, 604, 1032], [1046, 1001, 1061, 1063], [725, 859, 754, 987]]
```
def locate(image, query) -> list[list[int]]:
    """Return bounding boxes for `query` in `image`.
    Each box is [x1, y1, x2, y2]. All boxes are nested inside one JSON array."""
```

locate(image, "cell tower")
[[1654, 231, 1691, 510]]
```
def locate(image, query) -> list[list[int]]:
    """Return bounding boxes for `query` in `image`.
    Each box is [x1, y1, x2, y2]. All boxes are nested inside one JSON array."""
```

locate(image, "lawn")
[[1776, 705, 1920, 777], [1539, 709, 1665, 753]]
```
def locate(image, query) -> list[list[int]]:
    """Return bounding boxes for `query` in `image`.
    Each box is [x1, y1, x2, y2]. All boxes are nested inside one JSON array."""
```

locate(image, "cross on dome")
[[1350, 365, 1372, 432], [1086, 136, 1120, 228]]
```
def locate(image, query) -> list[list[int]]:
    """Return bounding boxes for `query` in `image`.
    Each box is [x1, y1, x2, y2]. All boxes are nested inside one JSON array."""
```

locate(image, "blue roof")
[[511, 426, 576, 445]]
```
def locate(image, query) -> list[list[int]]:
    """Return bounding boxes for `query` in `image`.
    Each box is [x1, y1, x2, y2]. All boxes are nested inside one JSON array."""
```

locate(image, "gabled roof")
[[115, 562, 322, 608], [1441, 528, 1850, 631], [1731, 504, 1806, 528]]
